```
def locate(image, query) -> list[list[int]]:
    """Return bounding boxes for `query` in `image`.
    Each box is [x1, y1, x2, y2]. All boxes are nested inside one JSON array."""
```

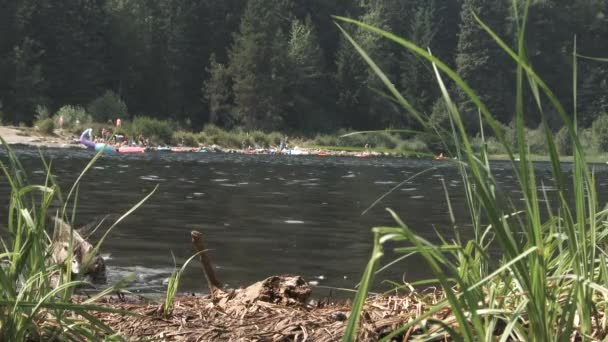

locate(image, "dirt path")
[[0, 126, 77, 148]]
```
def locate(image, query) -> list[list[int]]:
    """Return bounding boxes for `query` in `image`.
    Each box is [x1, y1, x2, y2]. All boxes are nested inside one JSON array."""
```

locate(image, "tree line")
[[1, 0, 607, 135]]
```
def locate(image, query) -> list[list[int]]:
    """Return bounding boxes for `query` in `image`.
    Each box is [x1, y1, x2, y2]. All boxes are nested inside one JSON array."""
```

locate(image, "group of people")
[[92, 130, 148, 147]]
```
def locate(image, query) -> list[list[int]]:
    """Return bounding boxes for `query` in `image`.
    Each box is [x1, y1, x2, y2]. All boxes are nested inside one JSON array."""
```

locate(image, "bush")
[[398, 138, 428, 153], [336, 130, 399, 149], [555, 126, 572, 155], [526, 126, 547, 154], [171, 131, 199, 146], [129, 117, 173, 144], [250, 130, 269, 147], [54, 105, 91, 129], [34, 105, 50, 121], [314, 134, 339, 146], [471, 136, 507, 155], [87, 90, 128, 122], [34, 118, 54, 135], [268, 132, 283, 146], [592, 114, 608, 152], [201, 124, 223, 137]]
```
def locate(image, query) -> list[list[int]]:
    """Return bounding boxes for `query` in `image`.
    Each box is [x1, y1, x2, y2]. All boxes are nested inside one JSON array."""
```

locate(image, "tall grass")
[[338, 0, 608, 340], [0, 141, 155, 340]]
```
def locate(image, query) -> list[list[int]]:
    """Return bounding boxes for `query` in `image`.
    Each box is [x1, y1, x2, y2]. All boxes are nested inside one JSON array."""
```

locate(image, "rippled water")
[[1, 147, 605, 296]]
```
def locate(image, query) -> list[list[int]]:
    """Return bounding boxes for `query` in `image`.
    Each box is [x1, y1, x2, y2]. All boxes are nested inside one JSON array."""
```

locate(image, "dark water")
[[1, 147, 606, 296]]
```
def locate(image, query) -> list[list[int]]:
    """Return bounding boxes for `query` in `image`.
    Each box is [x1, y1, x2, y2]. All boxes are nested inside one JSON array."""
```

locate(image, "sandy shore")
[[0, 126, 77, 148]]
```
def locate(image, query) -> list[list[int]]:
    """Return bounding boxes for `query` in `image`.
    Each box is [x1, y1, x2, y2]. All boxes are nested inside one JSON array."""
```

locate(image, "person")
[[116, 117, 122, 128], [58, 115, 64, 129]]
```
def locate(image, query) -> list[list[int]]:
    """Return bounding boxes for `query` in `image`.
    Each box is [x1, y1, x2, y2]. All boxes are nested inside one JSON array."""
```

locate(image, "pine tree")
[[284, 16, 331, 131], [228, 0, 294, 130], [335, 0, 404, 129], [203, 54, 234, 127], [455, 0, 512, 131]]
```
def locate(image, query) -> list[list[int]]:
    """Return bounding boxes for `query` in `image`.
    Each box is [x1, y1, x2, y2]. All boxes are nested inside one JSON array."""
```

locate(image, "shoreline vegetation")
[[5, 123, 608, 163]]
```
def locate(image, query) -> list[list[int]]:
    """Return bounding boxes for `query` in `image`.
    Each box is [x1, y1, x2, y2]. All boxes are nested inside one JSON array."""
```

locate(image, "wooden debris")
[[91, 292, 447, 341], [190, 230, 222, 298], [50, 216, 106, 283]]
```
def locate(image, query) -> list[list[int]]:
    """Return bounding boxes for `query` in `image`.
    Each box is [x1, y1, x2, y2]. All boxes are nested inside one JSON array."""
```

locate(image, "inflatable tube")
[[79, 128, 96, 149], [117, 146, 145, 153], [95, 143, 116, 153]]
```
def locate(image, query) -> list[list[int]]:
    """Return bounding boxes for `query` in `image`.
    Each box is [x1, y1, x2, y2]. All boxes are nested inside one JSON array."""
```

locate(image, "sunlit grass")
[[337, 0, 608, 340], [0, 140, 155, 340]]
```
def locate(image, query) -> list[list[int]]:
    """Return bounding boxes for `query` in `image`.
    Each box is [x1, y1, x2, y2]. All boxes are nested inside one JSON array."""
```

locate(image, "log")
[[190, 231, 222, 298], [50, 216, 106, 284]]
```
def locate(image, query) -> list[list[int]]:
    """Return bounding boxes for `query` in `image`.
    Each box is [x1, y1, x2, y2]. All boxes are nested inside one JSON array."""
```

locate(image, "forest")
[[0, 0, 607, 136]]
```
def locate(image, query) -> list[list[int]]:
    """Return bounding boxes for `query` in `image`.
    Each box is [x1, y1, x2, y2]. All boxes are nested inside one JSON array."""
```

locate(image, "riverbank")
[[89, 291, 445, 341], [3, 125, 608, 163]]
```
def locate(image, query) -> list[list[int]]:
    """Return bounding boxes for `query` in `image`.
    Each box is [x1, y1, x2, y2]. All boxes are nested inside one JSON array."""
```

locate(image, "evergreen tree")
[[455, 0, 512, 131], [203, 54, 234, 127], [285, 17, 332, 131], [228, 0, 294, 130]]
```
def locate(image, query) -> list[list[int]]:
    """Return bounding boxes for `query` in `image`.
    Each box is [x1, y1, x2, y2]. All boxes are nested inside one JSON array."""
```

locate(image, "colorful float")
[[79, 128, 116, 153]]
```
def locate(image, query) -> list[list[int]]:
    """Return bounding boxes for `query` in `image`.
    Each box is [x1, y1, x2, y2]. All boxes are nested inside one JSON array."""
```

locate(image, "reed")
[[338, 0, 608, 340], [0, 140, 155, 340]]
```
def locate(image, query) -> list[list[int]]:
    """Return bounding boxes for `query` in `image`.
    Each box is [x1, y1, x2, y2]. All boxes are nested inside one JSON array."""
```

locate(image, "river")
[[1, 147, 604, 296]]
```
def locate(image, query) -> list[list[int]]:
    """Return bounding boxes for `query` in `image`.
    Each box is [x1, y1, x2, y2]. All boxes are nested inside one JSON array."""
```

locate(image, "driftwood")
[[50, 217, 106, 284], [190, 230, 312, 310]]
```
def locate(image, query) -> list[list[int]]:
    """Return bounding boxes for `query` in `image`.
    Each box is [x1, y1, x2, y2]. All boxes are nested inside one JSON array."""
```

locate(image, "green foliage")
[[555, 126, 573, 155], [314, 134, 340, 146], [163, 251, 203, 317], [171, 131, 199, 147], [592, 114, 608, 152], [203, 55, 233, 127], [34, 117, 55, 135], [128, 117, 173, 144], [54, 105, 91, 129], [87, 91, 128, 122], [337, 1, 608, 339], [397, 137, 428, 153], [526, 126, 548, 154], [1, 0, 606, 135], [0, 141, 155, 340], [35, 104, 50, 120]]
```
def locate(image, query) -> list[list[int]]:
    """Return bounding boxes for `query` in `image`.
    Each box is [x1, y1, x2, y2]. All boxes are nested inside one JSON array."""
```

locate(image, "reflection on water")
[[0, 147, 604, 295]]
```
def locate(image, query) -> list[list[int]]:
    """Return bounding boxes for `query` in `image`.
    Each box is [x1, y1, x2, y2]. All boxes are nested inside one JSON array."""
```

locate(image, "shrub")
[[34, 105, 50, 120], [202, 124, 223, 137], [314, 134, 339, 146], [526, 126, 547, 154], [87, 90, 128, 122], [250, 130, 269, 147], [555, 126, 572, 156], [171, 131, 199, 146], [34, 117, 54, 135], [592, 114, 608, 152], [129, 116, 173, 144], [268, 132, 283, 146], [54, 105, 91, 129], [397, 138, 428, 153]]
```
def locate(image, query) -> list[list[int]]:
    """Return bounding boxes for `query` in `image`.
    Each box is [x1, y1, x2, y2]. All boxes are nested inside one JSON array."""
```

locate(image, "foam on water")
[[140, 175, 166, 181], [285, 220, 305, 224]]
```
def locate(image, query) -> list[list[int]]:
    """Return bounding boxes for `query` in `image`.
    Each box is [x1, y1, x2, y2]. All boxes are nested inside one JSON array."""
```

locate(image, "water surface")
[[1, 147, 604, 295]]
